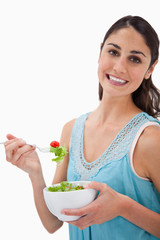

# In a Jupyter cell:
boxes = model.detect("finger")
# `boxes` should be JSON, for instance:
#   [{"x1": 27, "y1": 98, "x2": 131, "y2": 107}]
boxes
[
  {"x1": 5, "y1": 138, "x2": 26, "y2": 162},
  {"x1": 4, "y1": 138, "x2": 19, "y2": 147},
  {"x1": 6, "y1": 133, "x2": 17, "y2": 140},
  {"x1": 11, "y1": 144, "x2": 34, "y2": 164},
  {"x1": 84, "y1": 181, "x2": 107, "y2": 192},
  {"x1": 67, "y1": 214, "x2": 88, "y2": 225},
  {"x1": 61, "y1": 208, "x2": 85, "y2": 217},
  {"x1": 61, "y1": 199, "x2": 96, "y2": 217},
  {"x1": 6, "y1": 138, "x2": 26, "y2": 152},
  {"x1": 5, "y1": 134, "x2": 19, "y2": 147},
  {"x1": 67, "y1": 214, "x2": 95, "y2": 230}
]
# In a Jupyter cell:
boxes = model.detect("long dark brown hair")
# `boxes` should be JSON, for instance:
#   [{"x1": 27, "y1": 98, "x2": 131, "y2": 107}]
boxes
[{"x1": 99, "y1": 15, "x2": 160, "y2": 118}]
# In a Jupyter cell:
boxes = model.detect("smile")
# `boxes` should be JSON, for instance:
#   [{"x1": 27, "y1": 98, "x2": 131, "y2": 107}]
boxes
[{"x1": 106, "y1": 74, "x2": 128, "y2": 86}]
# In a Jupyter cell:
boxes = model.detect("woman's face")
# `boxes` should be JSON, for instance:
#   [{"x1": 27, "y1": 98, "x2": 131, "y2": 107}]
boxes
[{"x1": 98, "y1": 26, "x2": 154, "y2": 99}]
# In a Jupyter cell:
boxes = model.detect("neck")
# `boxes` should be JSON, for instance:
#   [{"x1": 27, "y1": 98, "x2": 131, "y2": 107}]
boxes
[{"x1": 93, "y1": 95, "x2": 141, "y2": 125}]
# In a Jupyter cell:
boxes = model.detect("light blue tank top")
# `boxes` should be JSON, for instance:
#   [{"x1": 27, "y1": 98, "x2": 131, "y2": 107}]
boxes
[{"x1": 67, "y1": 112, "x2": 160, "y2": 240}]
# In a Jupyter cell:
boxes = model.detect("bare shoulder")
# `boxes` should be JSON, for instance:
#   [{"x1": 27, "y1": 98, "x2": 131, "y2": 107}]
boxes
[
  {"x1": 135, "y1": 124, "x2": 160, "y2": 191},
  {"x1": 62, "y1": 118, "x2": 76, "y2": 133},
  {"x1": 137, "y1": 124, "x2": 160, "y2": 160},
  {"x1": 60, "y1": 118, "x2": 76, "y2": 148},
  {"x1": 139, "y1": 124, "x2": 160, "y2": 150}
]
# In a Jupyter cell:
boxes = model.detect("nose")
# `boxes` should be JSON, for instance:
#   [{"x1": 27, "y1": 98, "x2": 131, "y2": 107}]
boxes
[{"x1": 113, "y1": 57, "x2": 127, "y2": 74}]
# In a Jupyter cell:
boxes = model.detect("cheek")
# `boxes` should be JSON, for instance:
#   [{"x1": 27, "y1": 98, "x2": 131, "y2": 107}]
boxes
[
  {"x1": 98, "y1": 58, "x2": 111, "y2": 76},
  {"x1": 129, "y1": 70, "x2": 146, "y2": 93},
  {"x1": 97, "y1": 64, "x2": 105, "y2": 83},
  {"x1": 131, "y1": 69, "x2": 146, "y2": 85}
]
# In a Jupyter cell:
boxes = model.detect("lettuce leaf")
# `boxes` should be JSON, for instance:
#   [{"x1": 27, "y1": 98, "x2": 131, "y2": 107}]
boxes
[{"x1": 50, "y1": 145, "x2": 68, "y2": 163}]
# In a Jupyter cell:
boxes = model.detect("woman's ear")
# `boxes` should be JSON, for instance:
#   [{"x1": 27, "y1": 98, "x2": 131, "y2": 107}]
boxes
[{"x1": 144, "y1": 60, "x2": 158, "y2": 79}]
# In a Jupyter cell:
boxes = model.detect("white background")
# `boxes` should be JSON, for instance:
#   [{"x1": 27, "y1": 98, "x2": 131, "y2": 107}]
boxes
[{"x1": 0, "y1": 0, "x2": 159, "y2": 239}]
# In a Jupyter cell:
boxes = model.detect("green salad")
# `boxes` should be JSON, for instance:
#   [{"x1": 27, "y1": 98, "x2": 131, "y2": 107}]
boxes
[
  {"x1": 50, "y1": 146, "x2": 68, "y2": 163},
  {"x1": 50, "y1": 141, "x2": 68, "y2": 163},
  {"x1": 48, "y1": 181, "x2": 84, "y2": 192}
]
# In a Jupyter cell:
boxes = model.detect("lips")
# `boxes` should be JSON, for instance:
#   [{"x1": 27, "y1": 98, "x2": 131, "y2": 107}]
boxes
[{"x1": 106, "y1": 74, "x2": 128, "y2": 86}]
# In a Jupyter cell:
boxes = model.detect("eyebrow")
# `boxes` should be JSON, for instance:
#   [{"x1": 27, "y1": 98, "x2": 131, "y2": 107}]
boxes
[{"x1": 107, "y1": 43, "x2": 146, "y2": 57}]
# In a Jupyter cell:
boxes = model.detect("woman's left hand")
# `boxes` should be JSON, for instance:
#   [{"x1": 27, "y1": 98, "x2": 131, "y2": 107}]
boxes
[{"x1": 61, "y1": 181, "x2": 126, "y2": 229}]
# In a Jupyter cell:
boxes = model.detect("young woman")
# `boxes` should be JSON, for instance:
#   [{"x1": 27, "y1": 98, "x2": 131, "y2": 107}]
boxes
[{"x1": 5, "y1": 15, "x2": 160, "y2": 239}]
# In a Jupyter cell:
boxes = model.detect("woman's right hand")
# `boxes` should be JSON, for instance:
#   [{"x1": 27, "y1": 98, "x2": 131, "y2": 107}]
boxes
[
  {"x1": 5, "y1": 134, "x2": 42, "y2": 178},
  {"x1": 5, "y1": 134, "x2": 63, "y2": 233}
]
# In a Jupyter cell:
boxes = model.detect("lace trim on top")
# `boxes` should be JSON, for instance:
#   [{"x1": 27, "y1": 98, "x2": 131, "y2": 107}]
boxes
[{"x1": 71, "y1": 112, "x2": 153, "y2": 180}]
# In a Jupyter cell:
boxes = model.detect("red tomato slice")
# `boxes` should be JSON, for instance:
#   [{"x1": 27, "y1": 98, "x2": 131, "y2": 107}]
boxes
[{"x1": 50, "y1": 141, "x2": 60, "y2": 148}]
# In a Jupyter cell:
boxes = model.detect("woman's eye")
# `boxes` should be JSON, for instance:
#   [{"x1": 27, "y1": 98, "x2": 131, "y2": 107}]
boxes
[
  {"x1": 108, "y1": 49, "x2": 119, "y2": 56},
  {"x1": 129, "y1": 56, "x2": 141, "y2": 63}
]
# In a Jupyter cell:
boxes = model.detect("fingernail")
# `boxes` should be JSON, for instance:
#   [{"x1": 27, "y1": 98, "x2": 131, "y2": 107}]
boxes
[
  {"x1": 30, "y1": 144, "x2": 36, "y2": 148},
  {"x1": 19, "y1": 138, "x2": 26, "y2": 144}
]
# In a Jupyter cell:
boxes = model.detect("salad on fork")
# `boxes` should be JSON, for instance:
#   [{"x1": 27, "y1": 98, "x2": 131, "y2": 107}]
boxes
[{"x1": 0, "y1": 140, "x2": 68, "y2": 164}]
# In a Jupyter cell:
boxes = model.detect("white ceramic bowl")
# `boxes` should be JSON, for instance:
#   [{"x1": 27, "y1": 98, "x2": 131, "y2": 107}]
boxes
[{"x1": 43, "y1": 181, "x2": 97, "y2": 221}]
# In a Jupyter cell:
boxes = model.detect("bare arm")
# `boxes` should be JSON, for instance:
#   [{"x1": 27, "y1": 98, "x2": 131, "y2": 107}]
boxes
[
  {"x1": 120, "y1": 195, "x2": 160, "y2": 238},
  {"x1": 4, "y1": 119, "x2": 75, "y2": 234},
  {"x1": 30, "y1": 119, "x2": 76, "y2": 232},
  {"x1": 52, "y1": 118, "x2": 76, "y2": 184},
  {"x1": 29, "y1": 172, "x2": 63, "y2": 233},
  {"x1": 127, "y1": 124, "x2": 160, "y2": 237},
  {"x1": 117, "y1": 125, "x2": 160, "y2": 237},
  {"x1": 5, "y1": 135, "x2": 63, "y2": 233},
  {"x1": 62, "y1": 125, "x2": 160, "y2": 238}
]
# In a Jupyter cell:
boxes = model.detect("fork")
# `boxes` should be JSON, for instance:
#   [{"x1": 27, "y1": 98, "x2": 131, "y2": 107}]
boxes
[
  {"x1": 0, "y1": 142, "x2": 50, "y2": 153},
  {"x1": 30, "y1": 144, "x2": 50, "y2": 153}
]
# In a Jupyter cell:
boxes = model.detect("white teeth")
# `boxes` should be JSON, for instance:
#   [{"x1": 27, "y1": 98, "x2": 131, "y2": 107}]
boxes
[{"x1": 109, "y1": 75, "x2": 127, "y2": 83}]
